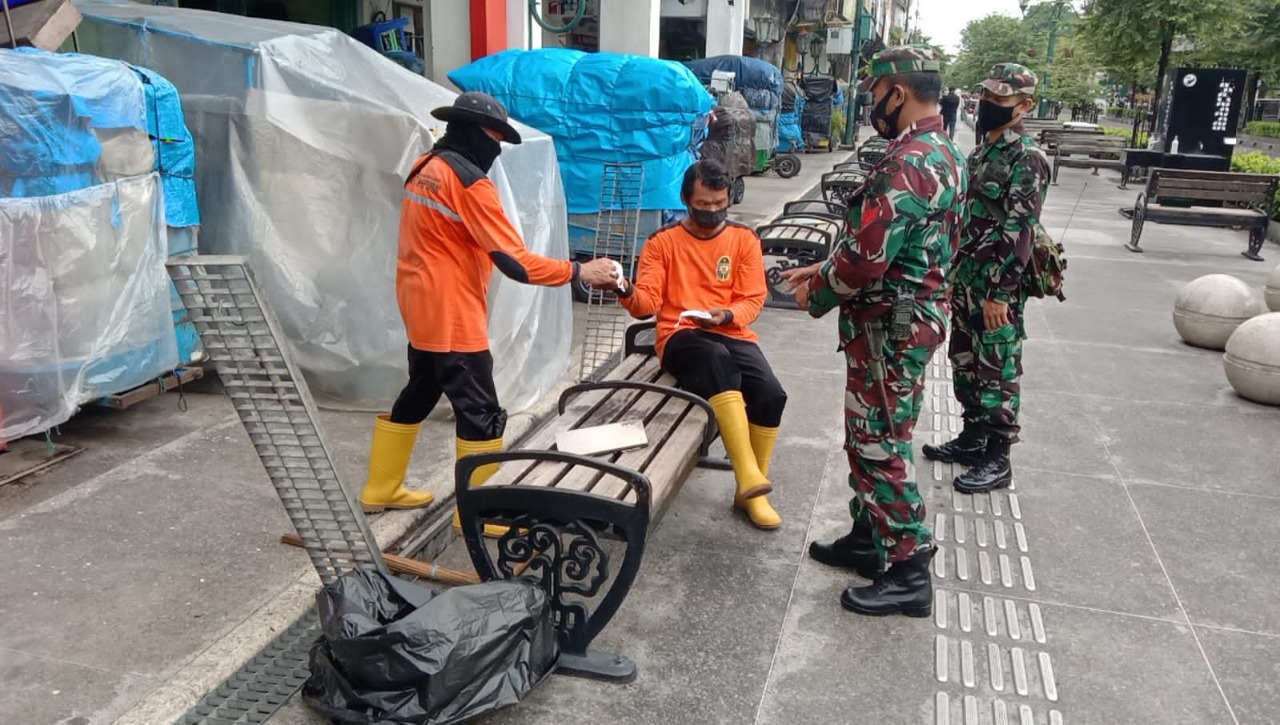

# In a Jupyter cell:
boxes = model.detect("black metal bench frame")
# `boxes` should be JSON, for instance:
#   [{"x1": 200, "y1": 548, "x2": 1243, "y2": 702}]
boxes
[
  {"x1": 1127, "y1": 168, "x2": 1279, "y2": 261},
  {"x1": 454, "y1": 322, "x2": 724, "y2": 683}
]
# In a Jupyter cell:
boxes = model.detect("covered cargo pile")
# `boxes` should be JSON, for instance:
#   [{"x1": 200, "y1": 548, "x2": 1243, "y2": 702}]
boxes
[
  {"x1": 74, "y1": 0, "x2": 574, "y2": 414},
  {"x1": 800, "y1": 75, "x2": 837, "y2": 148},
  {"x1": 702, "y1": 92, "x2": 756, "y2": 180},
  {"x1": 779, "y1": 80, "x2": 805, "y2": 152},
  {"x1": 449, "y1": 49, "x2": 713, "y2": 256},
  {"x1": 0, "y1": 46, "x2": 201, "y2": 442},
  {"x1": 684, "y1": 55, "x2": 784, "y2": 157}
]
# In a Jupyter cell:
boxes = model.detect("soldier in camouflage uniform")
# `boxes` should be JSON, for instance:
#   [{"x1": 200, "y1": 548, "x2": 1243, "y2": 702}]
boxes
[
  {"x1": 782, "y1": 46, "x2": 967, "y2": 618},
  {"x1": 923, "y1": 64, "x2": 1051, "y2": 494}
]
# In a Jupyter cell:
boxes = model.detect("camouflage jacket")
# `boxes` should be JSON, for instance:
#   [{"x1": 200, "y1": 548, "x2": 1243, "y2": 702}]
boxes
[
  {"x1": 954, "y1": 122, "x2": 1051, "y2": 304},
  {"x1": 807, "y1": 115, "x2": 968, "y2": 349}
]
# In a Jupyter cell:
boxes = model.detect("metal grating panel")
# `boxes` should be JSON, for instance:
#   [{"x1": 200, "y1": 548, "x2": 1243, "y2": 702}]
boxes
[
  {"x1": 579, "y1": 163, "x2": 644, "y2": 382},
  {"x1": 175, "y1": 609, "x2": 318, "y2": 725},
  {"x1": 167, "y1": 256, "x2": 386, "y2": 584}
]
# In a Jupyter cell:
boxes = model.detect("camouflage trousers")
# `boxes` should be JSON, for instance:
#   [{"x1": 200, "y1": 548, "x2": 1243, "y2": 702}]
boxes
[
  {"x1": 950, "y1": 283, "x2": 1025, "y2": 441},
  {"x1": 843, "y1": 325, "x2": 942, "y2": 563}
]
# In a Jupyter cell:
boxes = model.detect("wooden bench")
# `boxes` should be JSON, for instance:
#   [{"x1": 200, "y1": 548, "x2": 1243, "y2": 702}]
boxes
[
  {"x1": 1127, "y1": 168, "x2": 1279, "y2": 261},
  {"x1": 1038, "y1": 126, "x2": 1103, "y2": 151},
  {"x1": 758, "y1": 221, "x2": 838, "y2": 310},
  {"x1": 1052, "y1": 135, "x2": 1128, "y2": 184},
  {"x1": 454, "y1": 322, "x2": 721, "y2": 683},
  {"x1": 1021, "y1": 118, "x2": 1064, "y2": 139}
]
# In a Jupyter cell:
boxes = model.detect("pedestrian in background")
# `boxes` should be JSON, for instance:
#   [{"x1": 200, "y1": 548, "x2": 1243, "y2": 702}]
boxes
[{"x1": 940, "y1": 87, "x2": 960, "y2": 139}]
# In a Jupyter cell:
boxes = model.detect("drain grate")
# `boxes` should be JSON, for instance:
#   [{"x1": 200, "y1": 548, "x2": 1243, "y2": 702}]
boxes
[
  {"x1": 175, "y1": 609, "x2": 319, "y2": 725},
  {"x1": 167, "y1": 256, "x2": 386, "y2": 585}
]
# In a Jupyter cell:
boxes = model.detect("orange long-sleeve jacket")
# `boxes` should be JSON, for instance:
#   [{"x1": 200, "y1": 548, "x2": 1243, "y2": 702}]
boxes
[
  {"x1": 619, "y1": 221, "x2": 767, "y2": 357},
  {"x1": 397, "y1": 151, "x2": 577, "y2": 353}
]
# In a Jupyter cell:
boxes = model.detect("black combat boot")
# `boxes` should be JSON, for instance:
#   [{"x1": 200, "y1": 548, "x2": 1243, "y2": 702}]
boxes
[
  {"x1": 808, "y1": 520, "x2": 882, "y2": 579},
  {"x1": 953, "y1": 437, "x2": 1013, "y2": 494},
  {"x1": 922, "y1": 422, "x2": 987, "y2": 467},
  {"x1": 840, "y1": 546, "x2": 936, "y2": 617}
]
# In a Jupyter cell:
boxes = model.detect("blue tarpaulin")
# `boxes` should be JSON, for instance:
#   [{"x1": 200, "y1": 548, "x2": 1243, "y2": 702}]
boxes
[
  {"x1": 0, "y1": 47, "x2": 199, "y2": 228},
  {"x1": 450, "y1": 49, "x2": 713, "y2": 215}
]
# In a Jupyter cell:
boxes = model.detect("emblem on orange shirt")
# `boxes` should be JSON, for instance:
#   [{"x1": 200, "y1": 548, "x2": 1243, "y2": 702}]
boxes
[{"x1": 716, "y1": 255, "x2": 731, "y2": 282}]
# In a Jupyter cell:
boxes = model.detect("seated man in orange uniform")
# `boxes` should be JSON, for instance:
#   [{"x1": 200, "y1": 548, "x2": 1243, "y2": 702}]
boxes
[
  {"x1": 608, "y1": 159, "x2": 788, "y2": 530},
  {"x1": 360, "y1": 91, "x2": 617, "y2": 518}
]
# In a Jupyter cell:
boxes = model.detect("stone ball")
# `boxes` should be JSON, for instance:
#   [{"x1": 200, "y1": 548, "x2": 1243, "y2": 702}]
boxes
[
  {"x1": 1265, "y1": 264, "x2": 1280, "y2": 312},
  {"x1": 1224, "y1": 312, "x2": 1280, "y2": 406},
  {"x1": 1172, "y1": 274, "x2": 1265, "y2": 350}
]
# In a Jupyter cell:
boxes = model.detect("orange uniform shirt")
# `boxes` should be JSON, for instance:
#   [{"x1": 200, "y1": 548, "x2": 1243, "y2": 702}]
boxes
[
  {"x1": 397, "y1": 152, "x2": 575, "y2": 353},
  {"x1": 620, "y1": 221, "x2": 767, "y2": 357}
]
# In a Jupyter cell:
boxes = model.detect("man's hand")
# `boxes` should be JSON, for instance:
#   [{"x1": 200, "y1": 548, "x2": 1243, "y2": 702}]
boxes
[
  {"x1": 983, "y1": 299, "x2": 1012, "y2": 331},
  {"x1": 694, "y1": 309, "x2": 732, "y2": 328},
  {"x1": 779, "y1": 263, "x2": 822, "y2": 310},
  {"x1": 580, "y1": 257, "x2": 620, "y2": 289},
  {"x1": 779, "y1": 263, "x2": 823, "y2": 291}
]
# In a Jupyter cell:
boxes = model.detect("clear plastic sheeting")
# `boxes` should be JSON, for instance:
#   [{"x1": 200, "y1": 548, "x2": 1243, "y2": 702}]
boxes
[
  {"x1": 73, "y1": 0, "x2": 573, "y2": 412},
  {"x1": 0, "y1": 174, "x2": 178, "y2": 441}
]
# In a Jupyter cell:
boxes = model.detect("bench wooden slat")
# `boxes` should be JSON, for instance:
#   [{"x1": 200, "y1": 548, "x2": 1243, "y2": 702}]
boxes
[
  {"x1": 1147, "y1": 205, "x2": 1265, "y2": 219},
  {"x1": 556, "y1": 391, "x2": 703, "y2": 506},
  {"x1": 534, "y1": 380, "x2": 680, "y2": 495},
  {"x1": 492, "y1": 356, "x2": 664, "y2": 485},
  {"x1": 1155, "y1": 181, "x2": 1275, "y2": 198}
]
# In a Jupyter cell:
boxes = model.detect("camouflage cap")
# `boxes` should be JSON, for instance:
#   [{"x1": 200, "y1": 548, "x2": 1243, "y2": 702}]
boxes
[
  {"x1": 978, "y1": 63, "x2": 1038, "y2": 97},
  {"x1": 857, "y1": 45, "x2": 943, "y2": 93}
]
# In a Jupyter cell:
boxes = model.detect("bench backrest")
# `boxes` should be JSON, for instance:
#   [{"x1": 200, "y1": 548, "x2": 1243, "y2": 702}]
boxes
[
  {"x1": 1148, "y1": 169, "x2": 1280, "y2": 208},
  {"x1": 1057, "y1": 136, "x2": 1128, "y2": 155},
  {"x1": 1040, "y1": 128, "x2": 1103, "y2": 145}
]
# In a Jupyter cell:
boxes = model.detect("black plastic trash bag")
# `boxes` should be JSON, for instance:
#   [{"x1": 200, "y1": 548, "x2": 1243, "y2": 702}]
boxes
[{"x1": 303, "y1": 568, "x2": 559, "y2": 725}]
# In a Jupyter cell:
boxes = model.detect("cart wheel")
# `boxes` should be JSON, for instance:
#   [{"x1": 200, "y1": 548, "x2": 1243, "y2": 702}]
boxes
[
  {"x1": 731, "y1": 177, "x2": 746, "y2": 205},
  {"x1": 776, "y1": 154, "x2": 802, "y2": 178}
]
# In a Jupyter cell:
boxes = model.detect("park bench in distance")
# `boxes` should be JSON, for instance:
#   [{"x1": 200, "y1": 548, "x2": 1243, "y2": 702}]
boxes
[
  {"x1": 453, "y1": 321, "x2": 722, "y2": 683},
  {"x1": 1052, "y1": 134, "x2": 1129, "y2": 184},
  {"x1": 1127, "y1": 168, "x2": 1279, "y2": 261}
]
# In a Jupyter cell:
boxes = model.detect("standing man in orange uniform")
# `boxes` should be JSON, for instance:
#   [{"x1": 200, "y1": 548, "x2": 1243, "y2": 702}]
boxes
[
  {"x1": 360, "y1": 91, "x2": 617, "y2": 515},
  {"x1": 608, "y1": 159, "x2": 788, "y2": 530}
]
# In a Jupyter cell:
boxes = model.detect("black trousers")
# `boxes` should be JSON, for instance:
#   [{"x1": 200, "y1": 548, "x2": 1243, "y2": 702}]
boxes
[
  {"x1": 389, "y1": 346, "x2": 507, "y2": 441},
  {"x1": 661, "y1": 330, "x2": 787, "y2": 427}
]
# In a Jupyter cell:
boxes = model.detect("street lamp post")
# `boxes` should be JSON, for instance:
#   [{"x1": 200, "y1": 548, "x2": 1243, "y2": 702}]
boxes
[
  {"x1": 1019, "y1": 0, "x2": 1071, "y2": 119},
  {"x1": 843, "y1": 0, "x2": 869, "y2": 147}
]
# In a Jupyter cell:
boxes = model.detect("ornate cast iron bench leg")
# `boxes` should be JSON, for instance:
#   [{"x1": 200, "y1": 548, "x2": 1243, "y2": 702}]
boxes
[{"x1": 456, "y1": 450, "x2": 653, "y2": 683}]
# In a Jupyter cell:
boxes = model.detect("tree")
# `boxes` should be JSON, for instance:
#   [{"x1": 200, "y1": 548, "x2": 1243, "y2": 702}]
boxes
[
  {"x1": 1080, "y1": 0, "x2": 1230, "y2": 114},
  {"x1": 1048, "y1": 36, "x2": 1101, "y2": 109},
  {"x1": 949, "y1": 14, "x2": 1035, "y2": 90}
]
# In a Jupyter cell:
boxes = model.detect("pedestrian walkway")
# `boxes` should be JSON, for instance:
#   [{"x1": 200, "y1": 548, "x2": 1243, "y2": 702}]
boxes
[{"x1": 275, "y1": 132, "x2": 1280, "y2": 724}]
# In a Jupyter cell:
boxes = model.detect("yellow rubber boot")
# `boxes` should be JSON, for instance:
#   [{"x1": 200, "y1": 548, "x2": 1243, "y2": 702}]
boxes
[
  {"x1": 709, "y1": 391, "x2": 771, "y2": 500},
  {"x1": 359, "y1": 415, "x2": 434, "y2": 513},
  {"x1": 734, "y1": 424, "x2": 781, "y2": 530},
  {"x1": 452, "y1": 437, "x2": 507, "y2": 537}
]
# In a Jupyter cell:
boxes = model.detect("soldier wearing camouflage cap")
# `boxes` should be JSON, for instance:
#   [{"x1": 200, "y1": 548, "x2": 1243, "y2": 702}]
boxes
[
  {"x1": 924, "y1": 63, "x2": 1051, "y2": 496},
  {"x1": 782, "y1": 45, "x2": 968, "y2": 618}
]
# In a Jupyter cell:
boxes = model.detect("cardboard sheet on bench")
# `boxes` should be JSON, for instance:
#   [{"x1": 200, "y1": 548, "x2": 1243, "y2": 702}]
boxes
[{"x1": 556, "y1": 421, "x2": 650, "y2": 457}]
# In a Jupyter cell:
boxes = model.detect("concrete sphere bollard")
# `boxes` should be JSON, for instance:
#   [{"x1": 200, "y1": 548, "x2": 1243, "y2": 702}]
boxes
[
  {"x1": 1172, "y1": 274, "x2": 1265, "y2": 350},
  {"x1": 1265, "y1": 264, "x2": 1280, "y2": 312},
  {"x1": 1224, "y1": 312, "x2": 1280, "y2": 405}
]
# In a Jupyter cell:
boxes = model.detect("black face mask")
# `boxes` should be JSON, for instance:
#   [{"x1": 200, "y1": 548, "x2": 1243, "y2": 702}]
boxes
[
  {"x1": 977, "y1": 100, "x2": 1018, "y2": 135},
  {"x1": 433, "y1": 121, "x2": 502, "y2": 172},
  {"x1": 869, "y1": 86, "x2": 905, "y2": 140},
  {"x1": 689, "y1": 206, "x2": 728, "y2": 229}
]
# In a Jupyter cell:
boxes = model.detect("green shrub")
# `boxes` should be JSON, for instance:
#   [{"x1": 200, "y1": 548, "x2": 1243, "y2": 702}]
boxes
[
  {"x1": 1102, "y1": 126, "x2": 1149, "y2": 148},
  {"x1": 1230, "y1": 151, "x2": 1280, "y2": 220},
  {"x1": 1244, "y1": 121, "x2": 1280, "y2": 139}
]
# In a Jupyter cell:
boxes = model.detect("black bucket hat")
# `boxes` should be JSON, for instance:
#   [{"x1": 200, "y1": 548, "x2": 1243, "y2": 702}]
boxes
[{"x1": 431, "y1": 91, "x2": 522, "y2": 145}]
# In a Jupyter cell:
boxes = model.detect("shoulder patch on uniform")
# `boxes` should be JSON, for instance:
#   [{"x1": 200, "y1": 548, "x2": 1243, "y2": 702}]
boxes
[{"x1": 435, "y1": 150, "x2": 486, "y2": 188}]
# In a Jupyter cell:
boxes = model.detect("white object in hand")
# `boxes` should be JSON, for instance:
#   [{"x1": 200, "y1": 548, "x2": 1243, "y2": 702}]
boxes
[
  {"x1": 679, "y1": 309, "x2": 712, "y2": 323},
  {"x1": 612, "y1": 260, "x2": 627, "y2": 292}
]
